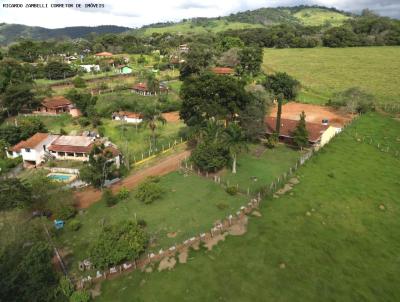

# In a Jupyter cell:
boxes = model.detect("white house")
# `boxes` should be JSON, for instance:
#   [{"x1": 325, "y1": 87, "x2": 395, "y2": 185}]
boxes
[
  {"x1": 112, "y1": 111, "x2": 143, "y2": 124},
  {"x1": 7, "y1": 133, "x2": 59, "y2": 166},
  {"x1": 8, "y1": 134, "x2": 121, "y2": 167},
  {"x1": 80, "y1": 65, "x2": 100, "y2": 73}
]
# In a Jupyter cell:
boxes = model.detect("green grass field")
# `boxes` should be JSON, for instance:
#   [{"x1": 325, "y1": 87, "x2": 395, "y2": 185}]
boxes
[
  {"x1": 220, "y1": 145, "x2": 300, "y2": 193},
  {"x1": 57, "y1": 172, "x2": 249, "y2": 277},
  {"x1": 294, "y1": 8, "x2": 350, "y2": 27},
  {"x1": 96, "y1": 113, "x2": 400, "y2": 301},
  {"x1": 263, "y1": 47, "x2": 400, "y2": 105}
]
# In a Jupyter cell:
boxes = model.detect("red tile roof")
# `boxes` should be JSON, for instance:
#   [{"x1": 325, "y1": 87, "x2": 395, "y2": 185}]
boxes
[
  {"x1": 265, "y1": 117, "x2": 329, "y2": 143},
  {"x1": 10, "y1": 133, "x2": 49, "y2": 152},
  {"x1": 114, "y1": 111, "x2": 143, "y2": 119},
  {"x1": 133, "y1": 82, "x2": 148, "y2": 91},
  {"x1": 211, "y1": 67, "x2": 235, "y2": 75},
  {"x1": 95, "y1": 52, "x2": 113, "y2": 57},
  {"x1": 42, "y1": 96, "x2": 72, "y2": 109}
]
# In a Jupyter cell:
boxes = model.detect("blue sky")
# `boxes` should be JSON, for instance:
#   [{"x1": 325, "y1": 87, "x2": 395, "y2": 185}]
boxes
[{"x1": 0, "y1": 0, "x2": 399, "y2": 28}]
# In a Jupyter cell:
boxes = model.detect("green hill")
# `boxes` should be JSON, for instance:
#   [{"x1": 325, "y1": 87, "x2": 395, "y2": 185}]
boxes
[
  {"x1": 0, "y1": 6, "x2": 354, "y2": 44},
  {"x1": 0, "y1": 23, "x2": 130, "y2": 45},
  {"x1": 135, "y1": 6, "x2": 353, "y2": 36}
]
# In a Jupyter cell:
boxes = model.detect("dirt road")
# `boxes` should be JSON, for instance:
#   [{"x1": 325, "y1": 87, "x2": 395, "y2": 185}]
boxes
[{"x1": 74, "y1": 150, "x2": 190, "y2": 209}]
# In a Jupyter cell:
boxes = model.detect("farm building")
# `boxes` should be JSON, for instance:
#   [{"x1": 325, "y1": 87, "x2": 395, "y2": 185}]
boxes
[
  {"x1": 132, "y1": 82, "x2": 168, "y2": 96},
  {"x1": 95, "y1": 52, "x2": 113, "y2": 57},
  {"x1": 34, "y1": 96, "x2": 81, "y2": 117},
  {"x1": 211, "y1": 67, "x2": 235, "y2": 75},
  {"x1": 112, "y1": 111, "x2": 143, "y2": 124},
  {"x1": 8, "y1": 134, "x2": 121, "y2": 167},
  {"x1": 265, "y1": 117, "x2": 337, "y2": 148}
]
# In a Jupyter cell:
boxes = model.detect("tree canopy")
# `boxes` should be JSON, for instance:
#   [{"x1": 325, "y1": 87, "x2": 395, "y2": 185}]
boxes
[
  {"x1": 180, "y1": 73, "x2": 251, "y2": 126},
  {"x1": 263, "y1": 72, "x2": 300, "y2": 101}
]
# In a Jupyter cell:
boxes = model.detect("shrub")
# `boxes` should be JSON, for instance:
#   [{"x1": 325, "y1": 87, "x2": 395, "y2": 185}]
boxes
[
  {"x1": 68, "y1": 219, "x2": 82, "y2": 232},
  {"x1": 226, "y1": 186, "x2": 238, "y2": 195},
  {"x1": 78, "y1": 117, "x2": 90, "y2": 127},
  {"x1": 137, "y1": 219, "x2": 147, "y2": 228},
  {"x1": 69, "y1": 290, "x2": 91, "y2": 302},
  {"x1": 135, "y1": 179, "x2": 164, "y2": 204},
  {"x1": 89, "y1": 220, "x2": 147, "y2": 269},
  {"x1": 54, "y1": 204, "x2": 76, "y2": 221},
  {"x1": 73, "y1": 76, "x2": 86, "y2": 88},
  {"x1": 190, "y1": 141, "x2": 229, "y2": 172},
  {"x1": 58, "y1": 276, "x2": 74, "y2": 298},
  {"x1": 265, "y1": 133, "x2": 278, "y2": 149},
  {"x1": 103, "y1": 189, "x2": 118, "y2": 207},
  {"x1": 216, "y1": 202, "x2": 229, "y2": 210},
  {"x1": 117, "y1": 187, "x2": 130, "y2": 201}
]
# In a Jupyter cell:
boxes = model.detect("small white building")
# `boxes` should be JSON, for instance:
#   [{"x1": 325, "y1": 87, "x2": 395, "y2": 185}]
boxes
[
  {"x1": 112, "y1": 111, "x2": 143, "y2": 124},
  {"x1": 80, "y1": 65, "x2": 100, "y2": 73}
]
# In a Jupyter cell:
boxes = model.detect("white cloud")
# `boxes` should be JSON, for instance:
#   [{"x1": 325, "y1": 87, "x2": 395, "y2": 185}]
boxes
[{"x1": 0, "y1": 0, "x2": 398, "y2": 28}]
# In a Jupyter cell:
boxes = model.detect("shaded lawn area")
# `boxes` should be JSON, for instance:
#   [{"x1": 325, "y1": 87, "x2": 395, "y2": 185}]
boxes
[
  {"x1": 96, "y1": 113, "x2": 400, "y2": 302},
  {"x1": 220, "y1": 145, "x2": 301, "y2": 193},
  {"x1": 57, "y1": 172, "x2": 250, "y2": 277}
]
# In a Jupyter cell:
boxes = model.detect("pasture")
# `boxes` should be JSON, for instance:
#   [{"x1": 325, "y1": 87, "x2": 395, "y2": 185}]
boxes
[
  {"x1": 262, "y1": 46, "x2": 400, "y2": 105},
  {"x1": 96, "y1": 113, "x2": 400, "y2": 302}
]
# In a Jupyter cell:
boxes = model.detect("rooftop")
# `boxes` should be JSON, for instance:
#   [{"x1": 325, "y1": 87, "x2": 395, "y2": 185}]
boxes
[
  {"x1": 10, "y1": 133, "x2": 50, "y2": 152},
  {"x1": 42, "y1": 96, "x2": 72, "y2": 109},
  {"x1": 51, "y1": 135, "x2": 93, "y2": 147},
  {"x1": 265, "y1": 117, "x2": 329, "y2": 143},
  {"x1": 211, "y1": 67, "x2": 235, "y2": 75},
  {"x1": 95, "y1": 52, "x2": 113, "y2": 57}
]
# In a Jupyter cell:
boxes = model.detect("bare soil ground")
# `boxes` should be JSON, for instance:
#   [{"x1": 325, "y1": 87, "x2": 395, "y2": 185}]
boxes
[
  {"x1": 74, "y1": 150, "x2": 190, "y2": 208},
  {"x1": 158, "y1": 257, "x2": 177, "y2": 271},
  {"x1": 269, "y1": 102, "x2": 352, "y2": 127},
  {"x1": 162, "y1": 112, "x2": 180, "y2": 123}
]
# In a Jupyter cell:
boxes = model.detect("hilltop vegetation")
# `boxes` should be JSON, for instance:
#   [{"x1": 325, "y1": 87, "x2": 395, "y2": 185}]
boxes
[{"x1": 0, "y1": 23, "x2": 130, "y2": 45}]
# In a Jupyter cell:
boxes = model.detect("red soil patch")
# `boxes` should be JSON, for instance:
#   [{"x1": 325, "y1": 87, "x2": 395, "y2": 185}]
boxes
[
  {"x1": 162, "y1": 111, "x2": 180, "y2": 123},
  {"x1": 74, "y1": 150, "x2": 190, "y2": 209},
  {"x1": 269, "y1": 102, "x2": 352, "y2": 128}
]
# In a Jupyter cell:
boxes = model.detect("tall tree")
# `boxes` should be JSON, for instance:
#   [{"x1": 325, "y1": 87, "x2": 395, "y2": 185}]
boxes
[
  {"x1": 222, "y1": 123, "x2": 247, "y2": 174},
  {"x1": 179, "y1": 45, "x2": 213, "y2": 80},
  {"x1": 180, "y1": 73, "x2": 251, "y2": 126},
  {"x1": 141, "y1": 106, "x2": 166, "y2": 148},
  {"x1": 236, "y1": 46, "x2": 263, "y2": 76},
  {"x1": 292, "y1": 111, "x2": 309, "y2": 150},
  {"x1": 263, "y1": 72, "x2": 300, "y2": 101},
  {"x1": 275, "y1": 94, "x2": 283, "y2": 135}
]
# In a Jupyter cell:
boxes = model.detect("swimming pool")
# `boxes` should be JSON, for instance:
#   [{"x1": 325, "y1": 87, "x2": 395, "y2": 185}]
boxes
[{"x1": 47, "y1": 173, "x2": 77, "y2": 183}]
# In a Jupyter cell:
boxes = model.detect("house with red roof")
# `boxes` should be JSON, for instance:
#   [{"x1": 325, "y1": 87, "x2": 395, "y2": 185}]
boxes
[
  {"x1": 94, "y1": 52, "x2": 113, "y2": 57},
  {"x1": 265, "y1": 117, "x2": 337, "y2": 148},
  {"x1": 211, "y1": 67, "x2": 235, "y2": 75},
  {"x1": 34, "y1": 96, "x2": 81, "y2": 117},
  {"x1": 132, "y1": 82, "x2": 168, "y2": 96},
  {"x1": 8, "y1": 134, "x2": 121, "y2": 167}
]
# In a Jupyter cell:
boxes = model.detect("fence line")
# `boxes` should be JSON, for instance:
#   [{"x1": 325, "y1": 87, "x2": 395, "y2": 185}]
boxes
[{"x1": 76, "y1": 144, "x2": 320, "y2": 289}]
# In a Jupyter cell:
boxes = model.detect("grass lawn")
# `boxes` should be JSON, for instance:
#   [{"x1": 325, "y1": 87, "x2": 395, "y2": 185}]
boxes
[
  {"x1": 96, "y1": 113, "x2": 400, "y2": 301},
  {"x1": 263, "y1": 46, "x2": 400, "y2": 105},
  {"x1": 57, "y1": 172, "x2": 250, "y2": 277},
  {"x1": 101, "y1": 119, "x2": 184, "y2": 164},
  {"x1": 294, "y1": 8, "x2": 350, "y2": 27},
  {"x1": 220, "y1": 145, "x2": 300, "y2": 193}
]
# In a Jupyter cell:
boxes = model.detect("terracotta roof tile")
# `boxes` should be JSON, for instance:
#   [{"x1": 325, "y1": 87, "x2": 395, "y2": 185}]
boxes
[
  {"x1": 265, "y1": 117, "x2": 329, "y2": 143},
  {"x1": 42, "y1": 96, "x2": 72, "y2": 109},
  {"x1": 211, "y1": 67, "x2": 235, "y2": 75},
  {"x1": 10, "y1": 133, "x2": 49, "y2": 152}
]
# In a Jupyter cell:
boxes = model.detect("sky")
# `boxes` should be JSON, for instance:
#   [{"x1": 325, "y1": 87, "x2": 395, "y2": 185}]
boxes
[{"x1": 0, "y1": 0, "x2": 399, "y2": 28}]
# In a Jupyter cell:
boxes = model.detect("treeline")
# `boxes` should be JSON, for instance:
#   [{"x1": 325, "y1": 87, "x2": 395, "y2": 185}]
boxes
[{"x1": 224, "y1": 11, "x2": 400, "y2": 48}]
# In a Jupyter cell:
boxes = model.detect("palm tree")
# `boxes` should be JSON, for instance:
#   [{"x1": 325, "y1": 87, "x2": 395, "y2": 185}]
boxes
[
  {"x1": 222, "y1": 123, "x2": 247, "y2": 174},
  {"x1": 141, "y1": 106, "x2": 166, "y2": 149}
]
